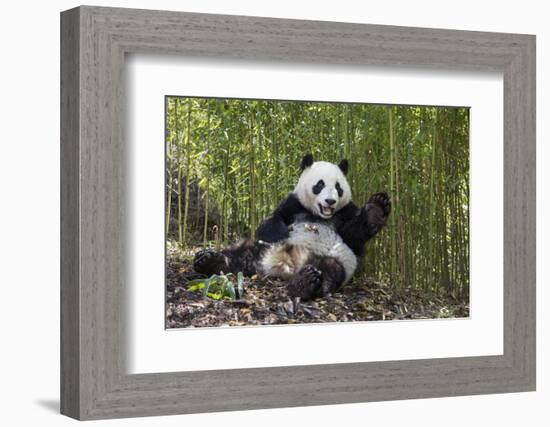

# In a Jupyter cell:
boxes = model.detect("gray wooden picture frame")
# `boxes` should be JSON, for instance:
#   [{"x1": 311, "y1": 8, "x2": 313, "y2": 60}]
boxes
[{"x1": 60, "y1": 5, "x2": 536, "y2": 421}]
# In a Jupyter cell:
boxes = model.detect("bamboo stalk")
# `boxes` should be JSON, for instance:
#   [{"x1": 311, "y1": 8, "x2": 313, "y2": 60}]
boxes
[
  {"x1": 221, "y1": 104, "x2": 231, "y2": 245},
  {"x1": 248, "y1": 110, "x2": 256, "y2": 237},
  {"x1": 388, "y1": 107, "x2": 397, "y2": 285},
  {"x1": 182, "y1": 98, "x2": 192, "y2": 247},
  {"x1": 176, "y1": 99, "x2": 183, "y2": 245},
  {"x1": 203, "y1": 101, "x2": 211, "y2": 246},
  {"x1": 428, "y1": 109, "x2": 438, "y2": 289},
  {"x1": 165, "y1": 98, "x2": 173, "y2": 237}
]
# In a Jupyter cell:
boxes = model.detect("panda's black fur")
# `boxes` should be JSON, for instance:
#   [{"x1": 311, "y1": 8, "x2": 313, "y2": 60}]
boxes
[{"x1": 193, "y1": 154, "x2": 391, "y2": 300}]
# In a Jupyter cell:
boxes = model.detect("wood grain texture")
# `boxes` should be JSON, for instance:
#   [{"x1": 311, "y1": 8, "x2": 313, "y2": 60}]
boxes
[
  {"x1": 60, "y1": 7, "x2": 80, "y2": 419},
  {"x1": 60, "y1": 5, "x2": 536, "y2": 420}
]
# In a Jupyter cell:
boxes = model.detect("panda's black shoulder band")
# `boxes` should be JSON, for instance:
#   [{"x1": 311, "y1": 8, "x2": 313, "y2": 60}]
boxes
[{"x1": 255, "y1": 193, "x2": 307, "y2": 243}]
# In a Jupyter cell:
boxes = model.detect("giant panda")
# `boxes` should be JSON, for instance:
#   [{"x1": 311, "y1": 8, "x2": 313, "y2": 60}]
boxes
[{"x1": 193, "y1": 154, "x2": 391, "y2": 301}]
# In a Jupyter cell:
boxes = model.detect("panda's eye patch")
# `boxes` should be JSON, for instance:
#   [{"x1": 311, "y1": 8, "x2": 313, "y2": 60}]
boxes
[
  {"x1": 312, "y1": 180, "x2": 325, "y2": 195},
  {"x1": 335, "y1": 182, "x2": 343, "y2": 197}
]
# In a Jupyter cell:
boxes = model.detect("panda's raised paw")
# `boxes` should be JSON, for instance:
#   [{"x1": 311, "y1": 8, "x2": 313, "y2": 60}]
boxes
[
  {"x1": 287, "y1": 264, "x2": 322, "y2": 301},
  {"x1": 367, "y1": 191, "x2": 392, "y2": 219},
  {"x1": 361, "y1": 192, "x2": 391, "y2": 237},
  {"x1": 193, "y1": 248, "x2": 229, "y2": 276}
]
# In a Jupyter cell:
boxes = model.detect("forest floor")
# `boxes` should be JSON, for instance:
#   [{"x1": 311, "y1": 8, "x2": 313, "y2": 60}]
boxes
[{"x1": 166, "y1": 249, "x2": 469, "y2": 329}]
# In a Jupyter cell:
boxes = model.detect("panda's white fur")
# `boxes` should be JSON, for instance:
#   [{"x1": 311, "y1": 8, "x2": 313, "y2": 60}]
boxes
[
  {"x1": 260, "y1": 219, "x2": 357, "y2": 283},
  {"x1": 259, "y1": 161, "x2": 357, "y2": 283}
]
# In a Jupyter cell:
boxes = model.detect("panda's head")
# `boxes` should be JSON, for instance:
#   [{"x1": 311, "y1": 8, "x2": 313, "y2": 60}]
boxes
[{"x1": 293, "y1": 154, "x2": 352, "y2": 219}]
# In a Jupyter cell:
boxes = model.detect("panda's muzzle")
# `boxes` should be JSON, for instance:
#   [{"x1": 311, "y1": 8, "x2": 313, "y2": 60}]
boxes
[{"x1": 319, "y1": 203, "x2": 335, "y2": 218}]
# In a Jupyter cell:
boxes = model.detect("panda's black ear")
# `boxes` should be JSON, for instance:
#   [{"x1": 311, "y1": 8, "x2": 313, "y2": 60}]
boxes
[
  {"x1": 338, "y1": 159, "x2": 349, "y2": 175},
  {"x1": 300, "y1": 154, "x2": 314, "y2": 170}
]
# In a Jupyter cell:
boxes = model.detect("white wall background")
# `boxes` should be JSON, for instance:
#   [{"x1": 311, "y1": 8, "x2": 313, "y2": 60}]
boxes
[{"x1": 0, "y1": 0, "x2": 546, "y2": 425}]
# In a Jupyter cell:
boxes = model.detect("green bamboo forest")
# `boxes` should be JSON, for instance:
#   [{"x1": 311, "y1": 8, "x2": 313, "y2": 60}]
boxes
[{"x1": 165, "y1": 96, "x2": 470, "y2": 299}]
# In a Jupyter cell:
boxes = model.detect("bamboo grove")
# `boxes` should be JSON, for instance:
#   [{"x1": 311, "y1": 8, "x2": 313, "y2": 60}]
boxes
[{"x1": 166, "y1": 97, "x2": 470, "y2": 298}]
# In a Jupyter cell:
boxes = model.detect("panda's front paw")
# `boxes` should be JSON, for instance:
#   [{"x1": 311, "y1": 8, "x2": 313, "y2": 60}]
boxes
[
  {"x1": 362, "y1": 192, "x2": 391, "y2": 238},
  {"x1": 193, "y1": 249, "x2": 229, "y2": 276},
  {"x1": 287, "y1": 264, "x2": 322, "y2": 301},
  {"x1": 368, "y1": 191, "x2": 392, "y2": 219}
]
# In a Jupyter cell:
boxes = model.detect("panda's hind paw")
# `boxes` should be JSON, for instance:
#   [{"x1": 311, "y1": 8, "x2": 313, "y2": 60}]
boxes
[
  {"x1": 193, "y1": 249, "x2": 229, "y2": 276},
  {"x1": 287, "y1": 264, "x2": 322, "y2": 301}
]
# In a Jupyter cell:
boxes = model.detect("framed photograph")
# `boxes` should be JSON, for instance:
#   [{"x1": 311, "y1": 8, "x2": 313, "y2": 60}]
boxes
[
  {"x1": 61, "y1": 6, "x2": 536, "y2": 420},
  {"x1": 164, "y1": 96, "x2": 470, "y2": 329}
]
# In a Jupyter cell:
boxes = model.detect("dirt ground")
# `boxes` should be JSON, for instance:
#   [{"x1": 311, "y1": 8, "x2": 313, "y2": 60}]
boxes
[{"x1": 166, "y1": 252, "x2": 469, "y2": 329}]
